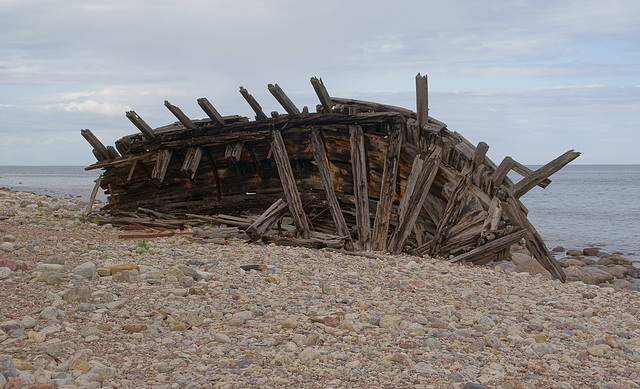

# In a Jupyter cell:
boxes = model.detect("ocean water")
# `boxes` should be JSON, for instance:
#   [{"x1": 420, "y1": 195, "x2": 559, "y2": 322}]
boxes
[{"x1": 0, "y1": 164, "x2": 638, "y2": 261}]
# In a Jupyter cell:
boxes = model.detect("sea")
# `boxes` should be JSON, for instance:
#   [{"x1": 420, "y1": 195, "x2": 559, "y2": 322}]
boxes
[{"x1": 0, "y1": 164, "x2": 638, "y2": 262}]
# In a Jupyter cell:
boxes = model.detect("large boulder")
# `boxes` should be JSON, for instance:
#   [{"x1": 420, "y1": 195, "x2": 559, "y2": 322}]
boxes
[
  {"x1": 514, "y1": 259, "x2": 553, "y2": 280},
  {"x1": 581, "y1": 267, "x2": 615, "y2": 285},
  {"x1": 582, "y1": 247, "x2": 600, "y2": 256},
  {"x1": 597, "y1": 254, "x2": 632, "y2": 267}
]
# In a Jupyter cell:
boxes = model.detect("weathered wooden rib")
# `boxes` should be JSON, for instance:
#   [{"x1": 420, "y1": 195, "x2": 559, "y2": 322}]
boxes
[{"x1": 82, "y1": 74, "x2": 580, "y2": 282}]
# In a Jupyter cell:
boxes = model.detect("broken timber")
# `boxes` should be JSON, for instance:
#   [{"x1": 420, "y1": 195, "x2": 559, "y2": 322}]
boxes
[{"x1": 81, "y1": 74, "x2": 580, "y2": 281}]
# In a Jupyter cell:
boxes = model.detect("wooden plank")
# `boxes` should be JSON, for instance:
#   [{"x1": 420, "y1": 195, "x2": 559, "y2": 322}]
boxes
[
  {"x1": 482, "y1": 196, "x2": 503, "y2": 232},
  {"x1": 164, "y1": 100, "x2": 196, "y2": 130},
  {"x1": 502, "y1": 193, "x2": 566, "y2": 282},
  {"x1": 85, "y1": 176, "x2": 102, "y2": 214},
  {"x1": 512, "y1": 161, "x2": 551, "y2": 188},
  {"x1": 268, "y1": 83, "x2": 300, "y2": 115},
  {"x1": 471, "y1": 141, "x2": 489, "y2": 169},
  {"x1": 151, "y1": 149, "x2": 172, "y2": 185},
  {"x1": 350, "y1": 124, "x2": 371, "y2": 250},
  {"x1": 449, "y1": 229, "x2": 527, "y2": 264},
  {"x1": 269, "y1": 129, "x2": 310, "y2": 238},
  {"x1": 398, "y1": 155, "x2": 423, "y2": 222},
  {"x1": 125, "y1": 111, "x2": 155, "y2": 139},
  {"x1": 309, "y1": 127, "x2": 355, "y2": 251},
  {"x1": 197, "y1": 97, "x2": 227, "y2": 127},
  {"x1": 203, "y1": 148, "x2": 222, "y2": 201},
  {"x1": 181, "y1": 147, "x2": 203, "y2": 180},
  {"x1": 388, "y1": 146, "x2": 442, "y2": 255},
  {"x1": 239, "y1": 87, "x2": 268, "y2": 121},
  {"x1": 80, "y1": 129, "x2": 109, "y2": 161},
  {"x1": 491, "y1": 156, "x2": 515, "y2": 190},
  {"x1": 126, "y1": 160, "x2": 138, "y2": 182},
  {"x1": 106, "y1": 146, "x2": 120, "y2": 160},
  {"x1": 511, "y1": 150, "x2": 580, "y2": 198},
  {"x1": 310, "y1": 77, "x2": 333, "y2": 113},
  {"x1": 371, "y1": 124, "x2": 402, "y2": 251},
  {"x1": 246, "y1": 198, "x2": 288, "y2": 240},
  {"x1": 224, "y1": 141, "x2": 244, "y2": 164},
  {"x1": 416, "y1": 73, "x2": 428, "y2": 130}
]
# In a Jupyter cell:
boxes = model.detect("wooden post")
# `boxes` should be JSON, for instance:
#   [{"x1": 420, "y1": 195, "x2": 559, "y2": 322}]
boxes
[
  {"x1": 471, "y1": 141, "x2": 489, "y2": 169},
  {"x1": 350, "y1": 125, "x2": 371, "y2": 250},
  {"x1": 511, "y1": 150, "x2": 580, "y2": 198},
  {"x1": 269, "y1": 129, "x2": 310, "y2": 238},
  {"x1": 106, "y1": 146, "x2": 120, "y2": 160},
  {"x1": 197, "y1": 98, "x2": 227, "y2": 127},
  {"x1": 85, "y1": 176, "x2": 102, "y2": 214},
  {"x1": 224, "y1": 142, "x2": 244, "y2": 164},
  {"x1": 126, "y1": 160, "x2": 138, "y2": 182},
  {"x1": 181, "y1": 147, "x2": 203, "y2": 180},
  {"x1": 239, "y1": 87, "x2": 268, "y2": 121},
  {"x1": 310, "y1": 77, "x2": 333, "y2": 113},
  {"x1": 203, "y1": 149, "x2": 222, "y2": 201},
  {"x1": 151, "y1": 149, "x2": 172, "y2": 185},
  {"x1": 125, "y1": 111, "x2": 156, "y2": 139},
  {"x1": 388, "y1": 147, "x2": 442, "y2": 254},
  {"x1": 397, "y1": 155, "x2": 423, "y2": 223},
  {"x1": 268, "y1": 84, "x2": 300, "y2": 115},
  {"x1": 80, "y1": 129, "x2": 109, "y2": 161},
  {"x1": 371, "y1": 124, "x2": 402, "y2": 251},
  {"x1": 246, "y1": 198, "x2": 288, "y2": 240},
  {"x1": 164, "y1": 100, "x2": 196, "y2": 130},
  {"x1": 309, "y1": 127, "x2": 355, "y2": 251},
  {"x1": 491, "y1": 156, "x2": 515, "y2": 190},
  {"x1": 416, "y1": 73, "x2": 428, "y2": 130}
]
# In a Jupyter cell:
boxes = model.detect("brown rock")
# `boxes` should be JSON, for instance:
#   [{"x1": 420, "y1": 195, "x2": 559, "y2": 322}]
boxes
[
  {"x1": 5, "y1": 378, "x2": 23, "y2": 389},
  {"x1": 551, "y1": 246, "x2": 565, "y2": 252},
  {"x1": 513, "y1": 259, "x2": 553, "y2": 280},
  {"x1": 28, "y1": 384, "x2": 56, "y2": 389},
  {"x1": 564, "y1": 266, "x2": 584, "y2": 282},
  {"x1": 583, "y1": 247, "x2": 600, "y2": 256},
  {"x1": 566, "y1": 249, "x2": 583, "y2": 257},
  {"x1": 121, "y1": 324, "x2": 148, "y2": 333},
  {"x1": 0, "y1": 258, "x2": 20, "y2": 271},
  {"x1": 511, "y1": 252, "x2": 532, "y2": 266},
  {"x1": 581, "y1": 267, "x2": 615, "y2": 285},
  {"x1": 600, "y1": 266, "x2": 625, "y2": 279},
  {"x1": 322, "y1": 316, "x2": 341, "y2": 328},
  {"x1": 558, "y1": 257, "x2": 585, "y2": 268},
  {"x1": 109, "y1": 264, "x2": 140, "y2": 275},
  {"x1": 597, "y1": 254, "x2": 632, "y2": 267}
]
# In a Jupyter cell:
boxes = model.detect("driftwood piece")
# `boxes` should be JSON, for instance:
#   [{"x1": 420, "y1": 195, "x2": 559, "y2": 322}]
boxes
[
  {"x1": 512, "y1": 161, "x2": 551, "y2": 188},
  {"x1": 482, "y1": 197, "x2": 503, "y2": 232},
  {"x1": 246, "y1": 198, "x2": 288, "y2": 240},
  {"x1": 186, "y1": 214, "x2": 253, "y2": 229},
  {"x1": 350, "y1": 124, "x2": 371, "y2": 250},
  {"x1": 310, "y1": 128, "x2": 355, "y2": 250},
  {"x1": 125, "y1": 111, "x2": 155, "y2": 139},
  {"x1": 501, "y1": 190, "x2": 566, "y2": 282},
  {"x1": 269, "y1": 129, "x2": 310, "y2": 238},
  {"x1": 491, "y1": 156, "x2": 515, "y2": 191},
  {"x1": 449, "y1": 229, "x2": 527, "y2": 264},
  {"x1": 197, "y1": 98, "x2": 227, "y2": 127},
  {"x1": 164, "y1": 100, "x2": 196, "y2": 130},
  {"x1": 310, "y1": 77, "x2": 333, "y2": 113},
  {"x1": 511, "y1": 150, "x2": 581, "y2": 198},
  {"x1": 268, "y1": 84, "x2": 300, "y2": 115},
  {"x1": 397, "y1": 155, "x2": 423, "y2": 223},
  {"x1": 239, "y1": 87, "x2": 268, "y2": 121},
  {"x1": 388, "y1": 146, "x2": 442, "y2": 254},
  {"x1": 85, "y1": 177, "x2": 102, "y2": 214},
  {"x1": 151, "y1": 149, "x2": 172, "y2": 184},
  {"x1": 181, "y1": 147, "x2": 203, "y2": 180},
  {"x1": 80, "y1": 129, "x2": 110, "y2": 161},
  {"x1": 372, "y1": 124, "x2": 402, "y2": 251},
  {"x1": 193, "y1": 227, "x2": 247, "y2": 239},
  {"x1": 106, "y1": 146, "x2": 120, "y2": 160},
  {"x1": 416, "y1": 73, "x2": 428, "y2": 130}
]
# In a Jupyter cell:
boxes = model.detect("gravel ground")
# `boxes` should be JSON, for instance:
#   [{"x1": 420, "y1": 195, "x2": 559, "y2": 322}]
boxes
[{"x1": 1, "y1": 189, "x2": 639, "y2": 389}]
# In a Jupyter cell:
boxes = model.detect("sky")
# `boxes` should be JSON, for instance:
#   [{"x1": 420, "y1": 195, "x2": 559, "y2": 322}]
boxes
[{"x1": 0, "y1": 0, "x2": 638, "y2": 166}]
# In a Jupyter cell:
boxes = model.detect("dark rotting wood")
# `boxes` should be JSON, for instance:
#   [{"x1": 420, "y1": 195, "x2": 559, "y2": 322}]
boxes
[
  {"x1": 203, "y1": 148, "x2": 222, "y2": 201},
  {"x1": 126, "y1": 160, "x2": 138, "y2": 182},
  {"x1": 106, "y1": 146, "x2": 120, "y2": 160},
  {"x1": 471, "y1": 141, "x2": 489, "y2": 169},
  {"x1": 239, "y1": 86, "x2": 268, "y2": 121},
  {"x1": 310, "y1": 77, "x2": 333, "y2": 113},
  {"x1": 181, "y1": 147, "x2": 203, "y2": 180},
  {"x1": 80, "y1": 129, "x2": 110, "y2": 161},
  {"x1": 388, "y1": 146, "x2": 442, "y2": 254},
  {"x1": 350, "y1": 124, "x2": 371, "y2": 250},
  {"x1": 125, "y1": 111, "x2": 155, "y2": 139},
  {"x1": 310, "y1": 127, "x2": 355, "y2": 251},
  {"x1": 246, "y1": 198, "x2": 289, "y2": 240},
  {"x1": 372, "y1": 123, "x2": 402, "y2": 251},
  {"x1": 491, "y1": 156, "x2": 515, "y2": 191},
  {"x1": 85, "y1": 176, "x2": 102, "y2": 214},
  {"x1": 197, "y1": 97, "x2": 227, "y2": 127},
  {"x1": 151, "y1": 149, "x2": 172, "y2": 185},
  {"x1": 449, "y1": 229, "x2": 526, "y2": 264},
  {"x1": 269, "y1": 129, "x2": 310, "y2": 239},
  {"x1": 511, "y1": 150, "x2": 581, "y2": 198},
  {"x1": 164, "y1": 100, "x2": 196, "y2": 130},
  {"x1": 224, "y1": 141, "x2": 244, "y2": 164},
  {"x1": 416, "y1": 73, "x2": 428, "y2": 131},
  {"x1": 268, "y1": 83, "x2": 300, "y2": 115}
]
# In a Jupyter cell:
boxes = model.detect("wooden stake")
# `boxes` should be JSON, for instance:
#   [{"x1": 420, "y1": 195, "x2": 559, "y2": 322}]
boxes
[
  {"x1": 416, "y1": 73, "x2": 428, "y2": 130},
  {"x1": 511, "y1": 150, "x2": 580, "y2": 198},
  {"x1": 239, "y1": 87, "x2": 268, "y2": 121},
  {"x1": 350, "y1": 125, "x2": 371, "y2": 250},
  {"x1": 80, "y1": 129, "x2": 110, "y2": 161},
  {"x1": 197, "y1": 97, "x2": 227, "y2": 127},
  {"x1": 310, "y1": 77, "x2": 333, "y2": 113},
  {"x1": 151, "y1": 149, "x2": 172, "y2": 184},
  {"x1": 164, "y1": 100, "x2": 196, "y2": 130},
  {"x1": 85, "y1": 176, "x2": 102, "y2": 214},
  {"x1": 268, "y1": 83, "x2": 300, "y2": 115},
  {"x1": 125, "y1": 111, "x2": 156, "y2": 139}
]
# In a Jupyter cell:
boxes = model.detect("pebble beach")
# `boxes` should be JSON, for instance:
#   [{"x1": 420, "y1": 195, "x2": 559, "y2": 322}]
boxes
[{"x1": 1, "y1": 188, "x2": 640, "y2": 388}]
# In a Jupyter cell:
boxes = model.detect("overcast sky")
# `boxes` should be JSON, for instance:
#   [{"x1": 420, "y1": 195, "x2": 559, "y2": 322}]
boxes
[{"x1": 1, "y1": 0, "x2": 638, "y2": 166}]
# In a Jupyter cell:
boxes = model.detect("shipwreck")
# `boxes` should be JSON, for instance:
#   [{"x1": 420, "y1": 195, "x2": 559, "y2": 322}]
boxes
[{"x1": 81, "y1": 74, "x2": 580, "y2": 281}]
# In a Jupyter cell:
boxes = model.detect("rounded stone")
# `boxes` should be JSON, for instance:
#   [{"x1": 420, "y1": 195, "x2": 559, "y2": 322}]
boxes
[
  {"x1": 0, "y1": 267, "x2": 11, "y2": 279},
  {"x1": 73, "y1": 262, "x2": 96, "y2": 279}
]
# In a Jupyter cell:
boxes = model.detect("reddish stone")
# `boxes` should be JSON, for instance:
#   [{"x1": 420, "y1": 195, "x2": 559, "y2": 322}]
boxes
[
  {"x1": 121, "y1": 324, "x2": 148, "y2": 333},
  {"x1": 0, "y1": 258, "x2": 20, "y2": 271},
  {"x1": 583, "y1": 248, "x2": 600, "y2": 256},
  {"x1": 551, "y1": 246, "x2": 565, "y2": 252},
  {"x1": 323, "y1": 316, "x2": 341, "y2": 327},
  {"x1": 5, "y1": 378, "x2": 23, "y2": 389},
  {"x1": 566, "y1": 249, "x2": 583, "y2": 257},
  {"x1": 576, "y1": 353, "x2": 589, "y2": 362},
  {"x1": 109, "y1": 264, "x2": 140, "y2": 275},
  {"x1": 431, "y1": 321, "x2": 448, "y2": 329},
  {"x1": 514, "y1": 259, "x2": 553, "y2": 280},
  {"x1": 29, "y1": 384, "x2": 56, "y2": 389}
]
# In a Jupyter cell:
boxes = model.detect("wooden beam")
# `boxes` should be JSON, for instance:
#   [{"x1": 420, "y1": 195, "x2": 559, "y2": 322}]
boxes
[
  {"x1": 197, "y1": 97, "x2": 227, "y2": 127},
  {"x1": 309, "y1": 127, "x2": 355, "y2": 251},
  {"x1": 471, "y1": 141, "x2": 489, "y2": 169},
  {"x1": 491, "y1": 156, "x2": 515, "y2": 190},
  {"x1": 181, "y1": 147, "x2": 203, "y2": 180},
  {"x1": 239, "y1": 87, "x2": 268, "y2": 121},
  {"x1": 482, "y1": 196, "x2": 503, "y2": 232},
  {"x1": 80, "y1": 129, "x2": 109, "y2": 161},
  {"x1": 397, "y1": 155, "x2": 423, "y2": 223},
  {"x1": 416, "y1": 73, "x2": 428, "y2": 130},
  {"x1": 269, "y1": 129, "x2": 310, "y2": 238},
  {"x1": 512, "y1": 161, "x2": 551, "y2": 188},
  {"x1": 164, "y1": 100, "x2": 196, "y2": 130},
  {"x1": 85, "y1": 176, "x2": 102, "y2": 214},
  {"x1": 125, "y1": 111, "x2": 155, "y2": 139},
  {"x1": 203, "y1": 148, "x2": 222, "y2": 201},
  {"x1": 246, "y1": 198, "x2": 288, "y2": 240},
  {"x1": 388, "y1": 146, "x2": 442, "y2": 254},
  {"x1": 371, "y1": 124, "x2": 402, "y2": 251},
  {"x1": 126, "y1": 160, "x2": 138, "y2": 182},
  {"x1": 106, "y1": 146, "x2": 120, "y2": 160},
  {"x1": 350, "y1": 125, "x2": 371, "y2": 250},
  {"x1": 449, "y1": 229, "x2": 527, "y2": 264},
  {"x1": 268, "y1": 83, "x2": 300, "y2": 115},
  {"x1": 310, "y1": 77, "x2": 333, "y2": 113},
  {"x1": 511, "y1": 150, "x2": 580, "y2": 198},
  {"x1": 151, "y1": 149, "x2": 172, "y2": 185},
  {"x1": 224, "y1": 141, "x2": 244, "y2": 164}
]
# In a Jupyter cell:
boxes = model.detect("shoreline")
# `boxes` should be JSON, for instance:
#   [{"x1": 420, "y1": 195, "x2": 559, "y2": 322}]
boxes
[{"x1": 2, "y1": 189, "x2": 640, "y2": 388}]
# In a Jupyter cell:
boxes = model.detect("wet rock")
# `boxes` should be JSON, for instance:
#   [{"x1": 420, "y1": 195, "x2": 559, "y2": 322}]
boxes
[
  {"x1": 566, "y1": 249, "x2": 583, "y2": 257},
  {"x1": 582, "y1": 247, "x2": 600, "y2": 256},
  {"x1": 551, "y1": 246, "x2": 565, "y2": 252}
]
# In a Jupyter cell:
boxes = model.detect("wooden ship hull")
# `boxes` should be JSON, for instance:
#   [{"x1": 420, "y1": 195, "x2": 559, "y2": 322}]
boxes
[{"x1": 82, "y1": 74, "x2": 579, "y2": 281}]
